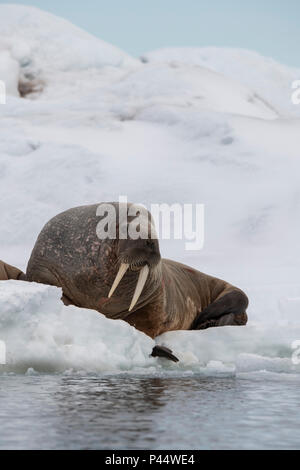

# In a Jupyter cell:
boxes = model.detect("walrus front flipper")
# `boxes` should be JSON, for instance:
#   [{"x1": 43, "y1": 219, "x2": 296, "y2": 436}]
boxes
[
  {"x1": 151, "y1": 345, "x2": 179, "y2": 363},
  {"x1": 191, "y1": 289, "x2": 248, "y2": 330},
  {"x1": 0, "y1": 260, "x2": 26, "y2": 281}
]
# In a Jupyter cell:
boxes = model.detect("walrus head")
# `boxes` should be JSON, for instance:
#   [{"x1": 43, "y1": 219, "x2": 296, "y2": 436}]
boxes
[{"x1": 100, "y1": 203, "x2": 162, "y2": 313}]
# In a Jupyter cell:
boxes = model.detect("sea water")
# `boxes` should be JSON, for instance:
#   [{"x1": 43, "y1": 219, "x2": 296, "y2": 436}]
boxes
[
  {"x1": 1, "y1": 281, "x2": 300, "y2": 449},
  {"x1": 1, "y1": 373, "x2": 300, "y2": 450}
]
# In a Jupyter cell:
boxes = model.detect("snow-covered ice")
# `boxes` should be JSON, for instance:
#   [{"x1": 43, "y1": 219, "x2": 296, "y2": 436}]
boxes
[
  {"x1": 1, "y1": 281, "x2": 300, "y2": 376},
  {"x1": 0, "y1": 281, "x2": 155, "y2": 374},
  {"x1": 142, "y1": 47, "x2": 300, "y2": 118},
  {"x1": 0, "y1": 5, "x2": 300, "y2": 376}
]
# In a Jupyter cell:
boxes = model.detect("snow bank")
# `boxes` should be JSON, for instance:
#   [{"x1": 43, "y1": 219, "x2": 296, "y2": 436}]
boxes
[
  {"x1": 0, "y1": 4, "x2": 138, "y2": 97},
  {"x1": 158, "y1": 325, "x2": 300, "y2": 376},
  {"x1": 112, "y1": 62, "x2": 277, "y2": 119},
  {"x1": 0, "y1": 50, "x2": 19, "y2": 97},
  {"x1": 143, "y1": 47, "x2": 300, "y2": 118},
  {"x1": 0, "y1": 281, "x2": 155, "y2": 374},
  {"x1": 1, "y1": 282, "x2": 300, "y2": 376}
]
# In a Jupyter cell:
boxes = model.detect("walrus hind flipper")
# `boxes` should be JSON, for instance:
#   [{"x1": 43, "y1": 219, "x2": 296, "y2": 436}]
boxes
[{"x1": 151, "y1": 345, "x2": 179, "y2": 363}]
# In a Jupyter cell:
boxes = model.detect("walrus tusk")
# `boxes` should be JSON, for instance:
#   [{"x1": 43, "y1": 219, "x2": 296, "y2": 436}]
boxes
[
  {"x1": 108, "y1": 263, "x2": 129, "y2": 298},
  {"x1": 129, "y1": 264, "x2": 149, "y2": 312}
]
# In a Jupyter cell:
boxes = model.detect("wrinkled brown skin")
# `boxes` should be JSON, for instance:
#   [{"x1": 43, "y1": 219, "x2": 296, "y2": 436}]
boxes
[{"x1": 1, "y1": 203, "x2": 248, "y2": 360}]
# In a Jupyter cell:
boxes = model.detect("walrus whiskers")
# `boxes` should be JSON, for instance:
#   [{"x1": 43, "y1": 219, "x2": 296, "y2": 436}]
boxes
[
  {"x1": 129, "y1": 264, "x2": 149, "y2": 311},
  {"x1": 108, "y1": 263, "x2": 129, "y2": 298}
]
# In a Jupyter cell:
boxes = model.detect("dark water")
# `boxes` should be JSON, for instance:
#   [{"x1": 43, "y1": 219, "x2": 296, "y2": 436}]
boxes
[{"x1": 0, "y1": 374, "x2": 300, "y2": 450}]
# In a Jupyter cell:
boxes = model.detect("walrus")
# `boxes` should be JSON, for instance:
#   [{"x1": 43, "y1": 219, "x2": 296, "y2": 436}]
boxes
[{"x1": 0, "y1": 202, "x2": 248, "y2": 362}]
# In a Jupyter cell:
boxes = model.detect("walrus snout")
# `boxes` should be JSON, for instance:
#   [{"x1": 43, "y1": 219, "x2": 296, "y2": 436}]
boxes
[{"x1": 118, "y1": 238, "x2": 161, "y2": 269}]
